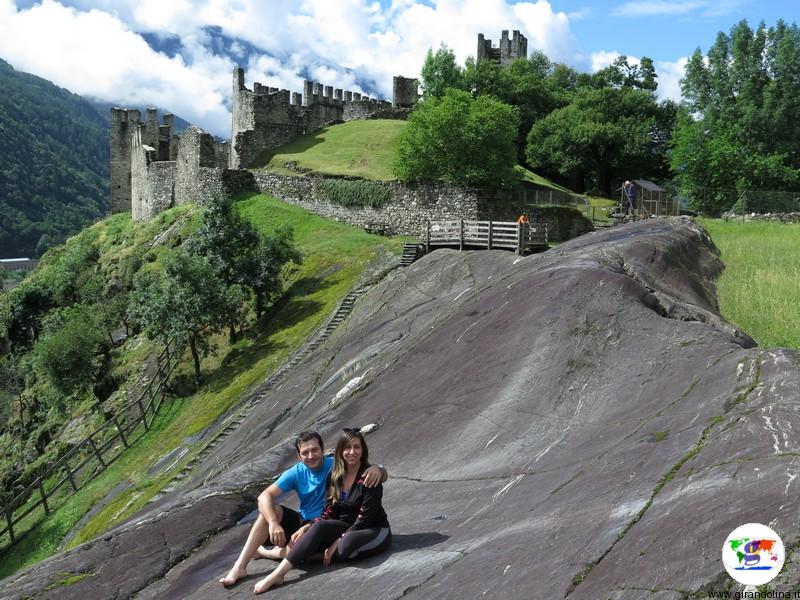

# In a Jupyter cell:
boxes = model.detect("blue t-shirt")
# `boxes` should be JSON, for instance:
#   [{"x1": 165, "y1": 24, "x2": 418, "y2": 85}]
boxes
[{"x1": 274, "y1": 456, "x2": 334, "y2": 520}]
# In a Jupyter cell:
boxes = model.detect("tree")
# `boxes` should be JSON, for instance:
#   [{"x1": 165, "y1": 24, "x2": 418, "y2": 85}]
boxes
[
  {"x1": 34, "y1": 305, "x2": 106, "y2": 395},
  {"x1": 246, "y1": 225, "x2": 302, "y2": 318},
  {"x1": 420, "y1": 44, "x2": 464, "y2": 99},
  {"x1": 186, "y1": 199, "x2": 301, "y2": 329},
  {"x1": 394, "y1": 89, "x2": 520, "y2": 190},
  {"x1": 465, "y1": 53, "x2": 566, "y2": 165},
  {"x1": 671, "y1": 19, "x2": 800, "y2": 213},
  {"x1": 526, "y1": 86, "x2": 662, "y2": 194},
  {"x1": 128, "y1": 252, "x2": 234, "y2": 379}
]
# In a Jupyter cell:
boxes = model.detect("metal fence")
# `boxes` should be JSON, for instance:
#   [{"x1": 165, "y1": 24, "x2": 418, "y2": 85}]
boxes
[
  {"x1": 686, "y1": 188, "x2": 800, "y2": 215},
  {"x1": 522, "y1": 187, "x2": 590, "y2": 215}
]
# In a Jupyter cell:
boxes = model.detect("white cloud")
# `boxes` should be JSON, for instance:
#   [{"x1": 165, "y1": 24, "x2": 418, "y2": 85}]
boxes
[
  {"x1": 654, "y1": 57, "x2": 688, "y2": 101},
  {"x1": 610, "y1": 0, "x2": 747, "y2": 18},
  {"x1": 0, "y1": 0, "x2": 233, "y2": 135},
  {"x1": 2, "y1": 0, "x2": 687, "y2": 137},
  {"x1": 591, "y1": 50, "x2": 621, "y2": 72}
]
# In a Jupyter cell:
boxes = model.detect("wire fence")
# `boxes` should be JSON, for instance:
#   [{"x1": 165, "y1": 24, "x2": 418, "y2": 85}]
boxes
[{"x1": 688, "y1": 188, "x2": 800, "y2": 216}]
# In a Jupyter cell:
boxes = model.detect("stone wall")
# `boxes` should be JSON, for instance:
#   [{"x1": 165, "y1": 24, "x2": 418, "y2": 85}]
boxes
[
  {"x1": 249, "y1": 172, "x2": 593, "y2": 241},
  {"x1": 252, "y1": 173, "x2": 481, "y2": 237},
  {"x1": 174, "y1": 126, "x2": 226, "y2": 205},
  {"x1": 229, "y1": 67, "x2": 400, "y2": 170},
  {"x1": 723, "y1": 212, "x2": 800, "y2": 223},
  {"x1": 473, "y1": 188, "x2": 594, "y2": 241},
  {"x1": 477, "y1": 30, "x2": 528, "y2": 66}
]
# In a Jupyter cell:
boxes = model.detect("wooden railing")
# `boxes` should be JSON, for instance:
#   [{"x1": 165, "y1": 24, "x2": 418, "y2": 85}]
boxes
[
  {"x1": 425, "y1": 220, "x2": 548, "y2": 254},
  {"x1": 0, "y1": 339, "x2": 181, "y2": 549}
]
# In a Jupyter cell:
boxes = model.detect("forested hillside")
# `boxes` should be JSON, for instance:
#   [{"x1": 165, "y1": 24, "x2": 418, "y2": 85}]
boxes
[{"x1": 0, "y1": 59, "x2": 108, "y2": 258}]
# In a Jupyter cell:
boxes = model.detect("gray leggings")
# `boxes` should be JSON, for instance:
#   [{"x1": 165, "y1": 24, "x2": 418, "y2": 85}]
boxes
[{"x1": 286, "y1": 519, "x2": 391, "y2": 564}]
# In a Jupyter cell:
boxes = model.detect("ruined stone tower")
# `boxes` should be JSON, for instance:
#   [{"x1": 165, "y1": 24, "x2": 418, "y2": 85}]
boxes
[
  {"x1": 392, "y1": 76, "x2": 419, "y2": 108},
  {"x1": 477, "y1": 30, "x2": 528, "y2": 66},
  {"x1": 109, "y1": 108, "x2": 141, "y2": 214}
]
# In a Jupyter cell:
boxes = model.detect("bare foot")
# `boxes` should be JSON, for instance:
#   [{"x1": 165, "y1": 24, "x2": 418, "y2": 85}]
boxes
[
  {"x1": 219, "y1": 565, "x2": 247, "y2": 587},
  {"x1": 254, "y1": 572, "x2": 284, "y2": 594},
  {"x1": 256, "y1": 545, "x2": 287, "y2": 560}
]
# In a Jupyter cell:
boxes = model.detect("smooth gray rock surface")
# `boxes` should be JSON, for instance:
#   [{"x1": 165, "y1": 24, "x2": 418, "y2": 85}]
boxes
[{"x1": 3, "y1": 217, "x2": 799, "y2": 600}]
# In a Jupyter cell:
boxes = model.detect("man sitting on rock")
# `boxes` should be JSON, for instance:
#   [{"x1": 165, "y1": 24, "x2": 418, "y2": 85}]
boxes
[{"x1": 219, "y1": 430, "x2": 387, "y2": 587}]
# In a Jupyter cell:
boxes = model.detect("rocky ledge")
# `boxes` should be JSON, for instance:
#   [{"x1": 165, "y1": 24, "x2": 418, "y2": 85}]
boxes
[{"x1": 4, "y1": 217, "x2": 799, "y2": 600}]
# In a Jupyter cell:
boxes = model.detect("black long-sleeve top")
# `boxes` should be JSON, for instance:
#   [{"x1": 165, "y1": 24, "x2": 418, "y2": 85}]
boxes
[{"x1": 316, "y1": 464, "x2": 389, "y2": 532}]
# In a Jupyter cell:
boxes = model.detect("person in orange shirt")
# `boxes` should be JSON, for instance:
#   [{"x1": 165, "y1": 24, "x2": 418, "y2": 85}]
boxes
[{"x1": 516, "y1": 213, "x2": 529, "y2": 225}]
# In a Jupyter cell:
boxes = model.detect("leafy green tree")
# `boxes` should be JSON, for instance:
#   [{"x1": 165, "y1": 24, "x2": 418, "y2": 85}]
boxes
[
  {"x1": 186, "y1": 199, "x2": 301, "y2": 331},
  {"x1": 394, "y1": 89, "x2": 520, "y2": 189},
  {"x1": 465, "y1": 53, "x2": 566, "y2": 164},
  {"x1": 593, "y1": 55, "x2": 658, "y2": 91},
  {"x1": 128, "y1": 251, "x2": 236, "y2": 379},
  {"x1": 526, "y1": 86, "x2": 663, "y2": 194},
  {"x1": 420, "y1": 44, "x2": 464, "y2": 99},
  {"x1": 246, "y1": 225, "x2": 302, "y2": 318},
  {"x1": 671, "y1": 19, "x2": 800, "y2": 213},
  {"x1": 2, "y1": 282, "x2": 54, "y2": 350},
  {"x1": 33, "y1": 305, "x2": 106, "y2": 395}
]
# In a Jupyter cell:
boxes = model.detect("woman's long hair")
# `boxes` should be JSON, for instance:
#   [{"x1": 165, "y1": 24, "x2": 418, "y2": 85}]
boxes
[{"x1": 328, "y1": 430, "x2": 370, "y2": 503}]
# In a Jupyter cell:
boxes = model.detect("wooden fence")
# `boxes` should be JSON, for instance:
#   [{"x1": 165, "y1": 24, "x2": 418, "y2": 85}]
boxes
[
  {"x1": 425, "y1": 220, "x2": 548, "y2": 254},
  {"x1": 0, "y1": 339, "x2": 181, "y2": 549}
]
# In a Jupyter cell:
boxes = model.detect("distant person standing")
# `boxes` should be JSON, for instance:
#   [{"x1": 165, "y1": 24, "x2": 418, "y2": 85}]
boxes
[
  {"x1": 516, "y1": 213, "x2": 530, "y2": 225},
  {"x1": 623, "y1": 181, "x2": 635, "y2": 214}
]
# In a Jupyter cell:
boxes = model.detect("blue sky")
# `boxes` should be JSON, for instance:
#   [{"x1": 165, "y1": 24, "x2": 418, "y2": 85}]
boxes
[{"x1": 0, "y1": 0, "x2": 797, "y2": 137}]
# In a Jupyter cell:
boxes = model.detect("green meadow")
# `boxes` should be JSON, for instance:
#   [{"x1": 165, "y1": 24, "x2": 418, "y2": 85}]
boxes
[{"x1": 702, "y1": 218, "x2": 800, "y2": 349}]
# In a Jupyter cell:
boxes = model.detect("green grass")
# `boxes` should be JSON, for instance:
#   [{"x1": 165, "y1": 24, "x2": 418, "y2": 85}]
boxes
[
  {"x1": 702, "y1": 218, "x2": 800, "y2": 349},
  {"x1": 515, "y1": 165, "x2": 574, "y2": 193},
  {"x1": 0, "y1": 193, "x2": 402, "y2": 576},
  {"x1": 256, "y1": 119, "x2": 407, "y2": 180}
]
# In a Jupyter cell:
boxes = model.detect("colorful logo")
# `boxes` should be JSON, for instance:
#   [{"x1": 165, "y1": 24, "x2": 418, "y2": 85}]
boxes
[{"x1": 722, "y1": 523, "x2": 784, "y2": 585}]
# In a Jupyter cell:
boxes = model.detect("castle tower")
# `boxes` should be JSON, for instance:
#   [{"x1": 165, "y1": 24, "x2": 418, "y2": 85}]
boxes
[
  {"x1": 392, "y1": 76, "x2": 419, "y2": 108},
  {"x1": 476, "y1": 30, "x2": 528, "y2": 66},
  {"x1": 230, "y1": 67, "x2": 252, "y2": 169},
  {"x1": 110, "y1": 107, "x2": 141, "y2": 214}
]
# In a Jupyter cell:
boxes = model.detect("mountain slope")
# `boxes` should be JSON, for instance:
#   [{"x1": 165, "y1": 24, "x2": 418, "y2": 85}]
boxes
[{"x1": 0, "y1": 59, "x2": 109, "y2": 257}]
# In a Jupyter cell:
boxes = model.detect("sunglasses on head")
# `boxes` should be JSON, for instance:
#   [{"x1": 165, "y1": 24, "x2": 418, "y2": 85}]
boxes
[{"x1": 343, "y1": 427, "x2": 361, "y2": 434}]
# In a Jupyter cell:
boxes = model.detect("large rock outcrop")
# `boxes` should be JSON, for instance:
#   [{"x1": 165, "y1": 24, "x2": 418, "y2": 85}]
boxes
[{"x1": 4, "y1": 217, "x2": 800, "y2": 599}]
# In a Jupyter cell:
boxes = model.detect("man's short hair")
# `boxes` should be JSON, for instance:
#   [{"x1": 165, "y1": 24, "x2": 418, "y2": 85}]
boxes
[{"x1": 294, "y1": 431, "x2": 323, "y2": 453}]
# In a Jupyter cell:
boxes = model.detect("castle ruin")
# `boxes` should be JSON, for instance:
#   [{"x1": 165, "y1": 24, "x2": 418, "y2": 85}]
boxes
[
  {"x1": 477, "y1": 30, "x2": 528, "y2": 66},
  {"x1": 111, "y1": 68, "x2": 420, "y2": 220}
]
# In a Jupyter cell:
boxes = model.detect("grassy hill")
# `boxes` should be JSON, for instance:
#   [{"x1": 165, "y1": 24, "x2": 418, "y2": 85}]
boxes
[
  {"x1": 256, "y1": 119, "x2": 587, "y2": 196},
  {"x1": 256, "y1": 119, "x2": 406, "y2": 180},
  {"x1": 0, "y1": 194, "x2": 402, "y2": 576}
]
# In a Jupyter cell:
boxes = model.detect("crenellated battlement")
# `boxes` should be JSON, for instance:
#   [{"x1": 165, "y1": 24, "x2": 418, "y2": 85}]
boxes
[
  {"x1": 112, "y1": 65, "x2": 420, "y2": 220},
  {"x1": 229, "y1": 67, "x2": 395, "y2": 169},
  {"x1": 477, "y1": 29, "x2": 528, "y2": 66}
]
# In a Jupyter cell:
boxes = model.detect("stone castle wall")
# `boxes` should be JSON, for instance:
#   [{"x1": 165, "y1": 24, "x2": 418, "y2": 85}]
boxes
[
  {"x1": 229, "y1": 68, "x2": 396, "y2": 170},
  {"x1": 252, "y1": 173, "x2": 481, "y2": 237},
  {"x1": 111, "y1": 67, "x2": 428, "y2": 221}
]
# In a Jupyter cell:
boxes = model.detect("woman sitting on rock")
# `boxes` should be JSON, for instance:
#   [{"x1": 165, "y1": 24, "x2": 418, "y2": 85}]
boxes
[{"x1": 253, "y1": 428, "x2": 391, "y2": 594}]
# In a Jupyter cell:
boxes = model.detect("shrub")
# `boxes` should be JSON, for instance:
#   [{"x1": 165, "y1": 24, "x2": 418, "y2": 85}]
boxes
[{"x1": 317, "y1": 179, "x2": 390, "y2": 209}]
